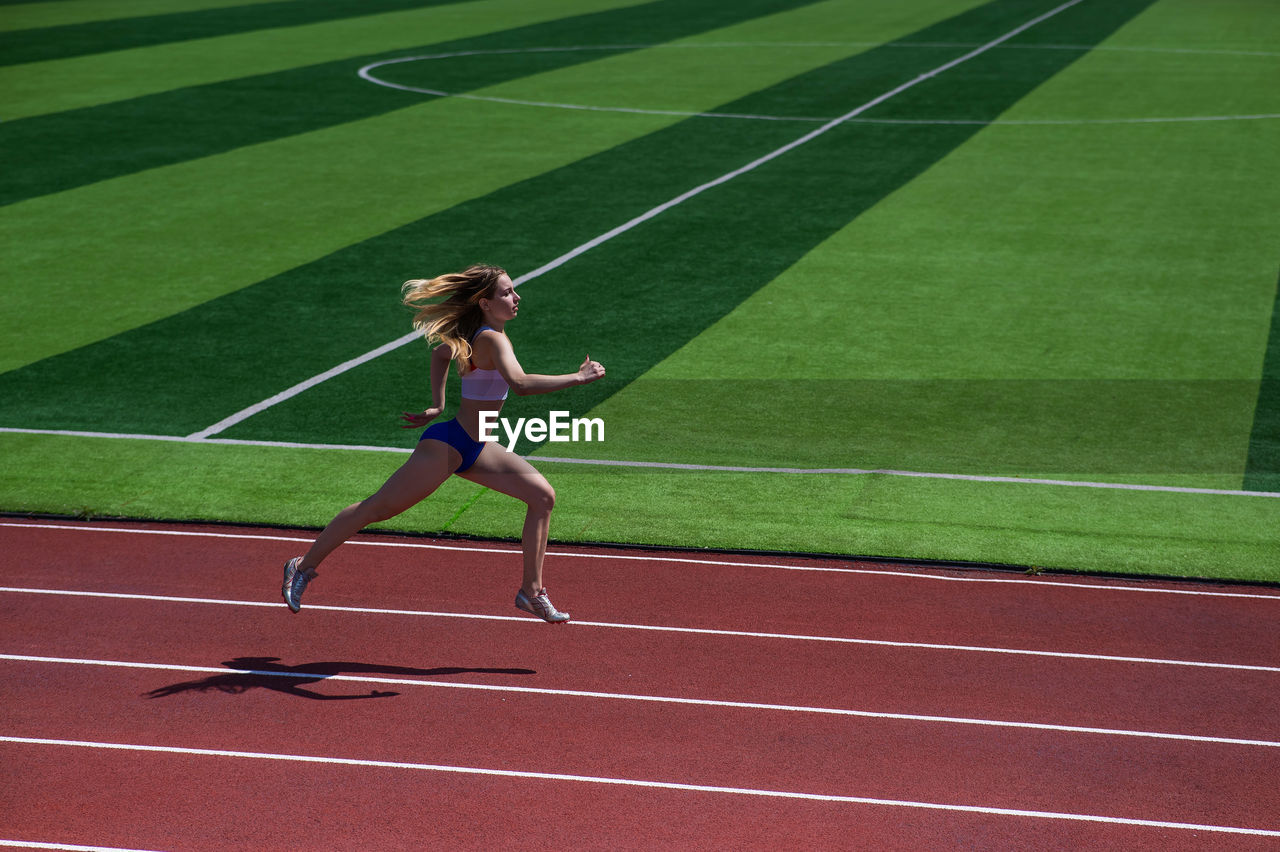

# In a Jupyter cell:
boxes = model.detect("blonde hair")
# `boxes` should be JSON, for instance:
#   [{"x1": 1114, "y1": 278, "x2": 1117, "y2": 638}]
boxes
[{"x1": 402, "y1": 264, "x2": 506, "y2": 363}]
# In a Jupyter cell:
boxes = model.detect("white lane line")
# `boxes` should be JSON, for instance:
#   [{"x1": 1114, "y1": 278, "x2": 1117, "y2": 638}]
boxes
[
  {"x1": 5, "y1": 427, "x2": 1279, "y2": 500},
  {"x1": 4, "y1": 521, "x2": 1279, "y2": 601},
  {"x1": 186, "y1": 0, "x2": 1086, "y2": 438},
  {"x1": 0, "y1": 842, "x2": 167, "y2": 852},
  {"x1": 3, "y1": 586, "x2": 1278, "y2": 673},
  {"x1": 3, "y1": 736, "x2": 1278, "y2": 837},
  {"x1": 5, "y1": 653, "x2": 1279, "y2": 750}
]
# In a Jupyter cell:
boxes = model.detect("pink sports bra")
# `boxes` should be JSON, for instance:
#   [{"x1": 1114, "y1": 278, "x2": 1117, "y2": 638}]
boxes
[{"x1": 460, "y1": 326, "x2": 509, "y2": 401}]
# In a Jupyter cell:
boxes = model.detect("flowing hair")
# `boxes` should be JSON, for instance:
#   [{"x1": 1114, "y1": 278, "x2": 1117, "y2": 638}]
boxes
[{"x1": 401, "y1": 264, "x2": 506, "y2": 363}]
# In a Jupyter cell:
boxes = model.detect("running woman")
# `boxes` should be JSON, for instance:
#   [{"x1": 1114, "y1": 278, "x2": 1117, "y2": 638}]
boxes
[{"x1": 281, "y1": 264, "x2": 605, "y2": 622}]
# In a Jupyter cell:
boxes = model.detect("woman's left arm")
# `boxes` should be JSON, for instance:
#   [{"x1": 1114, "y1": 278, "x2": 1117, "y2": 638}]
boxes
[{"x1": 491, "y1": 333, "x2": 604, "y2": 396}]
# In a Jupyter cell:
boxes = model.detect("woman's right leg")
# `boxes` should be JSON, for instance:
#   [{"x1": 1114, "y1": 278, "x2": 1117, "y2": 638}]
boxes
[
  {"x1": 455, "y1": 443, "x2": 561, "y2": 618},
  {"x1": 297, "y1": 439, "x2": 458, "y2": 574}
]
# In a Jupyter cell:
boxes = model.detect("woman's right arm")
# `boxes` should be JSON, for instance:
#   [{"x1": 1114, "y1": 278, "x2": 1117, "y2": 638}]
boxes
[{"x1": 400, "y1": 343, "x2": 452, "y2": 428}]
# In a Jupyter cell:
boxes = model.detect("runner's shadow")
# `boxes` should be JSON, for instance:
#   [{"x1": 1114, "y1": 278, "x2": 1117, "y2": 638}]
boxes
[{"x1": 144, "y1": 656, "x2": 536, "y2": 701}]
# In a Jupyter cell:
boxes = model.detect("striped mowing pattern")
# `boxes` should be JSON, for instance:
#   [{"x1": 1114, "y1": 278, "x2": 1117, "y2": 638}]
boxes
[{"x1": 2, "y1": 0, "x2": 1279, "y2": 578}]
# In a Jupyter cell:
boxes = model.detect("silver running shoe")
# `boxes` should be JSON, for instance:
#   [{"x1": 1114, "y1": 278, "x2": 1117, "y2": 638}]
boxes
[
  {"x1": 515, "y1": 588, "x2": 570, "y2": 623},
  {"x1": 282, "y1": 557, "x2": 316, "y2": 613}
]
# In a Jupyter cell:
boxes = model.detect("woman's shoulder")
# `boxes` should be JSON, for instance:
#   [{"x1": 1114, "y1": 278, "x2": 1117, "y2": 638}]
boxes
[
  {"x1": 471, "y1": 326, "x2": 509, "y2": 348},
  {"x1": 467, "y1": 326, "x2": 507, "y2": 369}
]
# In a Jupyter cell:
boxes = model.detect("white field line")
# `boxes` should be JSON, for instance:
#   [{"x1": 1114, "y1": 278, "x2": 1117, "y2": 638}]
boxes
[
  {"x1": 4, "y1": 426, "x2": 1278, "y2": 500},
  {"x1": 4, "y1": 521, "x2": 1280, "y2": 602},
  {"x1": 3, "y1": 585, "x2": 1279, "y2": 673},
  {"x1": 731, "y1": 41, "x2": 1280, "y2": 58},
  {"x1": 188, "y1": 0, "x2": 1086, "y2": 439},
  {"x1": 0, "y1": 427, "x2": 407, "y2": 454},
  {"x1": 186, "y1": 332, "x2": 420, "y2": 439},
  {"x1": 852, "y1": 114, "x2": 1280, "y2": 125},
  {"x1": 358, "y1": 40, "x2": 1280, "y2": 126},
  {"x1": 359, "y1": 45, "x2": 1280, "y2": 126},
  {"x1": 532, "y1": 454, "x2": 1280, "y2": 497},
  {"x1": 5, "y1": 652, "x2": 1279, "y2": 750},
  {"x1": 3, "y1": 736, "x2": 1279, "y2": 838}
]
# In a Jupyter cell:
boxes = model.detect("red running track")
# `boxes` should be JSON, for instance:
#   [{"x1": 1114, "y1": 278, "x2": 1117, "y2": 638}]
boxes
[{"x1": 1, "y1": 519, "x2": 1279, "y2": 850}]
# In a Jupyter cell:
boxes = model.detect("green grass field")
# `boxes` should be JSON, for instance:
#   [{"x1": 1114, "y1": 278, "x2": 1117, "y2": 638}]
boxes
[{"x1": 2, "y1": 0, "x2": 1278, "y2": 580}]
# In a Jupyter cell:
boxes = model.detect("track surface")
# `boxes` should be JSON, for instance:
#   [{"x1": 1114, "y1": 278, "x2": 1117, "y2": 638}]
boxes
[{"x1": 1, "y1": 519, "x2": 1278, "y2": 850}]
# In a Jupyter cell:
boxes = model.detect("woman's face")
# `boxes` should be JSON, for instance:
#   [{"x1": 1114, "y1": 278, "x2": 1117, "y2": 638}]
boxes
[{"x1": 483, "y1": 274, "x2": 520, "y2": 321}]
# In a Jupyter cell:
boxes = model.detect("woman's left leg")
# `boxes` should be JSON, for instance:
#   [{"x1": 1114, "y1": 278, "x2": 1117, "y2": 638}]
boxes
[
  {"x1": 282, "y1": 440, "x2": 457, "y2": 612},
  {"x1": 300, "y1": 439, "x2": 457, "y2": 574}
]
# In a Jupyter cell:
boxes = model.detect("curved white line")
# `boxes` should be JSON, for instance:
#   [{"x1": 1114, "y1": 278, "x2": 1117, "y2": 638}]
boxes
[
  {"x1": 356, "y1": 47, "x2": 832, "y2": 122},
  {"x1": 356, "y1": 43, "x2": 1280, "y2": 127}
]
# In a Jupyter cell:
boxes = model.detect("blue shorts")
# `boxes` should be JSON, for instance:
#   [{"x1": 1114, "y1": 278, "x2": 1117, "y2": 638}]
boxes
[{"x1": 420, "y1": 418, "x2": 485, "y2": 472}]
